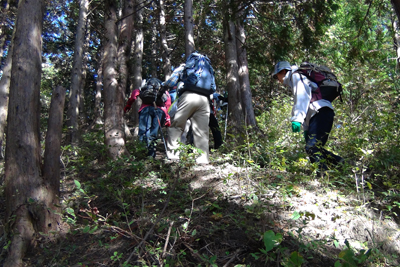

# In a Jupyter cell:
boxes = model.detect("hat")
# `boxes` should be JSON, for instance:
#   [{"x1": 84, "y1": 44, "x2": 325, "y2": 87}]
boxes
[{"x1": 272, "y1": 61, "x2": 291, "y2": 79}]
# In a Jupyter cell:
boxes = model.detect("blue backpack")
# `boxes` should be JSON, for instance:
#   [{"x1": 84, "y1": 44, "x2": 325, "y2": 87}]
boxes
[{"x1": 179, "y1": 52, "x2": 216, "y2": 97}]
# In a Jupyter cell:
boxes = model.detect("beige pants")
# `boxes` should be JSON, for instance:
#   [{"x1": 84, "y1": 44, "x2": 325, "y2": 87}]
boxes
[{"x1": 167, "y1": 91, "x2": 210, "y2": 163}]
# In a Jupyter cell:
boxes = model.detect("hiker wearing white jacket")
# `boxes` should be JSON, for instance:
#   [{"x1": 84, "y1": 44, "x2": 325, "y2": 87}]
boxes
[{"x1": 272, "y1": 61, "x2": 343, "y2": 176}]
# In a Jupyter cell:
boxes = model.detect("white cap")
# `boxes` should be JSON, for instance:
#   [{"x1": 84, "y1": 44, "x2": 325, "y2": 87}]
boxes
[{"x1": 272, "y1": 61, "x2": 291, "y2": 79}]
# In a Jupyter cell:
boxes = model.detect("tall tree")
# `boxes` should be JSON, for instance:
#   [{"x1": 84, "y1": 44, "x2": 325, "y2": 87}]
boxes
[
  {"x1": 392, "y1": 0, "x2": 400, "y2": 25},
  {"x1": 0, "y1": 30, "x2": 12, "y2": 159},
  {"x1": 93, "y1": 47, "x2": 104, "y2": 125},
  {"x1": 129, "y1": 0, "x2": 145, "y2": 132},
  {"x1": 224, "y1": 11, "x2": 244, "y2": 133},
  {"x1": 117, "y1": 0, "x2": 134, "y2": 103},
  {"x1": 236, "y1": 18, "x2": 256, "y2": 127},
  {"x1": 103, "y1": 0, "x2": 128, "y2": 159},
  {"x1": 392, "y1": 0, "x2": 400, "y2": 68},
  {"x1": 184, "y1": 0, "x2": 194, "y2": 58},
  {"x1": 150, "y1": 19, "x2": 158, "y2": 78},
  {"x1": 160, "y1": 0, "x2": 171, "y2": 79},
  {"x1": 67, "y1": 0, "x2": 89, "y2": 146},
  {"x1": 4, "y1": 0, "x2": 61, "y2": 265}
]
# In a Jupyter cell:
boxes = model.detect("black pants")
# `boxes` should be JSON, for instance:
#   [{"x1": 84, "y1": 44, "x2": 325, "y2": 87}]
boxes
[
  {"x1": 305, "y1": 107, "x2": 343, "y2": 172},
  {"x1": 209, "y1": 113, "x2": 223, "y2": 149}
]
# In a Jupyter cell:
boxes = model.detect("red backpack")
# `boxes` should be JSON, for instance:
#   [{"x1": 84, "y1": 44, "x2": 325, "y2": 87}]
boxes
[{"x1": 294, "y1": 62, "x2": 343, "y2": 103}]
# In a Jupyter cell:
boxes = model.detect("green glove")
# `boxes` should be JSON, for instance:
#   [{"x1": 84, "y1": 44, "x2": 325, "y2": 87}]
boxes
[
  {"x1": 291, "y1": 121, "x2": 301, "y2": 133},
  {"x1": 303, "y1": 130, "x2": 308, "y2": 140}
]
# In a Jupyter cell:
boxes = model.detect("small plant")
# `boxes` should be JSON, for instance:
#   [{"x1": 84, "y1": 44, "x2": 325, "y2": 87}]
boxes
[
  {"x1": 334, "y1": 240, "x2": 371, "y2": 267},
  {"x1": 282, "y1": 251, "x2": 305, "y2": 267},
  {"x1": 251, "y1": 230, "x2": 285, "y2": 263}
]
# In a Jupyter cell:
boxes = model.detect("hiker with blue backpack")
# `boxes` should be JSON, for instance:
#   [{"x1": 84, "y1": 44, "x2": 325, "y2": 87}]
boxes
[
  {"x1": 164, "y1": 52, "x2": 216, "y2": 164},
  {"x1": 124, "y1": 78, "x2": 171, "y2": 158},
  {"x1": 272, "y1": 61, "x2": 344, "y2": 176}
]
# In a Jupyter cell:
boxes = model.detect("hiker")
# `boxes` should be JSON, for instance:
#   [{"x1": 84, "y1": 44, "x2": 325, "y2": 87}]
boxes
[
  {"x1": 272, "y1": 61, "x2": 343, "y2": 176},
  {"x1": 124, "y1": 78, "x2": 171, "y2": 158},
  {"x1": 164, "y1": 52, "x2": 216, "y2": 164},
  {"x1": 209, "y1": 92, "x2": 223, "y2": 149}
]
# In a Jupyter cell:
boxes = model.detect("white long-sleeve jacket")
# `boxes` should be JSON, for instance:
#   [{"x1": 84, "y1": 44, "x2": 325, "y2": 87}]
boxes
[{"x1": 282, "y1": 66, "x2": 333, "y2": 131}]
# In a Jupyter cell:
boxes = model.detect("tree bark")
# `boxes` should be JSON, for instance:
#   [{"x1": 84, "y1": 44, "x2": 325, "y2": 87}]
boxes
[
  {"x1": 392, "y1": 0, "x2": 400, "y2": 26},
  {"x1": 184, "y1": 0, "x2": 195, "y2": 58},
  {"x1": 392, "y1": 2, "x2": 400, "y2": 69},
  {"x1": 0, "y1": 29, "x2": 13, "y2": 159},
  {"x1": 129, "y1": 0, "x2": 144, "y2": 133},
  {"x1": 151, "y1": 19, "x2": 158, "y2": 78},
  {"x1": 3, "y1": 0, "x2": 54, "y2": 265},
  {"x1": 94, "y1": 47, "x2": 104, "y2": 125},
  {"x1": 224, "y1": 18, "x2": 244, "y2": 133},
  {"x1": 236, "y1": 20, "x2": 256, "y2": 127},
  {"x1": 118, "y1": 0, "x2": 134, "y2": 139},
  {"x1": 43, "y1": 85, "x2": 66, "y2": 231},
  {"x1": 118, "y1": 0, "x2": 134, "y2": 100},
  {"x1": 67, "y1": 0, "x2": 89, "y2": 146},
  {"x1": 160, "y1": 0, "x2": 171, "y2": 79},
  {"x1": 79, "y1": 17, "x2": 91, "y2": 126},
  {"x1": 103, "y1": 0, "x2": 128, "y2": 159}
]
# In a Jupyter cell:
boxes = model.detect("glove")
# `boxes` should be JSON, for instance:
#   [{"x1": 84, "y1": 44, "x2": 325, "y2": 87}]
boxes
[
  {"x1": 124, "y1": 104, "x2": 131, "y2": 113},
  {"x1": 165, "y1": 118, "x2": 171, "y2": 127},
  {"x1": 303, "y1": 130, "x2": 308, "y2": 140},
  {"x1": 291, "y1": 121, "x2": 301, "y2": 133}
]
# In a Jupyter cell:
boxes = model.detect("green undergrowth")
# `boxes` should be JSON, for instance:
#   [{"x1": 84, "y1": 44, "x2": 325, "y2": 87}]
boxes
[
  {"x1": 21, "y1": 110, "x2": 400, "y2": 266},
  {"x1": 13, "y1": 92, "x2": 400, "y2": 266}
]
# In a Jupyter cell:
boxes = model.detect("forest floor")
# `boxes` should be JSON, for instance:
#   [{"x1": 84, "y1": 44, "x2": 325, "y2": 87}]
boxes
[{"x1": 0, "y1": 138, "x2": 400, "y2": 266}]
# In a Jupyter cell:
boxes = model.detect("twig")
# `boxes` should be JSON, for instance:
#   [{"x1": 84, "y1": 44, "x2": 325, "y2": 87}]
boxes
[
  {"x1": 109, "y1": 226, "x2": 141, "y2": 242},
  {"x1": 222, "y1": 248, "x2": 242, "y2": 267},
  {"x1": 183, "y1": 243, "x2": 205, "y2": 262},
  {"x1": 162, "y1": 221, "x2": 174, "y2": 258}
]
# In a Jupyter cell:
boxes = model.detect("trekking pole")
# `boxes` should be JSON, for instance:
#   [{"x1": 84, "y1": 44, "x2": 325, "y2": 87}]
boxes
[
  {"x1": 153, "y1": 102, "x2": 169, "y2": 159},
  {"x1": 224, "y1": 105, "x2": 228, "y2": 140}
]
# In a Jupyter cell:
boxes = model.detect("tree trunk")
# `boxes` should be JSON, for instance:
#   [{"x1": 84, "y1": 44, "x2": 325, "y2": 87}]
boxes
[
  {"x1": 236, "y1": 20, "x2": 256, "y2": 127},
  {"x1": 129, "y1": 0, "x2": 144, "y2": 133},
  {"x1": 4, "y1": 0, "x2": 53, "y2": 265},
  {"x1": 94, "y1": 47, "x2": 104, "y2": 125},
  {"x1": 151, "y1": 20, "x2": 158, "y2": 78},
  {"x1": 160, "y1": 0, "x2": 171, "y2": 79},
  {"x1": 79, "y1": 17, "x2": 91, "y2": 126},
  {"x1": 118, "y1": 0, "x2": 134, "y2": 139},
  {"x1": 392, "y1": 0, "x2": 400, "y2": 26},
  {"x1": 224, "y1": 19, "x2": 244, "y2": 133},
  {"x1": 103, "y1": 0, "x2": 128, "y2": 159},
  {"x1": 0, "y1": 29, "x2": 13, "y2": 159},
  {"x1": 392, "y1": 3, "x2": 400, "y2": 69},
  {"x1": 118, "y1": 0, "x2": 134, "y2": 100},
  {"x1": 67, "y1": 0, "x2": 89, "y2": 146},
  {"x1": 43, "y1": 85, "x2": 66, "y2": 232},
  {"x1": 184, "y1": 0, "x2": 195, "y2": 58}
]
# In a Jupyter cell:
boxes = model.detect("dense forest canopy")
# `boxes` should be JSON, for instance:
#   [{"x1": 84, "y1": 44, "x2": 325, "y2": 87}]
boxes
[{"x1": 1, "y1": 0, "x2": 400, "y2": 266}]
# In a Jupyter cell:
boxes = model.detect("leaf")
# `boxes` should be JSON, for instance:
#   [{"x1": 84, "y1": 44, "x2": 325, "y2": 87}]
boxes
[
  {"x1": 262, "y1": 230, "x2": 282, "y2": 253},
  {"x1": 82, "y1": 225, "x2": 90, "y2": 233},
  {"x1": 334, "y1": 240, "x2": 340, "y2": 248},
  {"x1": 89, "y1": 225, "x2": 98, "y2": 234},
  {"x1": 288, "y1": 251, "x2": 304, "y2": 266},
  {"x1": 291, "y1": 211, "x2": 301, "y2": 220},
  {"x1": 74, "y1": 180, "x2": 81, "y2": 189},
  {"x1": 366, "y1": 182, "x2": 372, "y2": 190}
]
